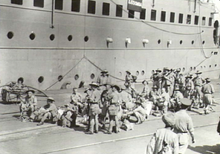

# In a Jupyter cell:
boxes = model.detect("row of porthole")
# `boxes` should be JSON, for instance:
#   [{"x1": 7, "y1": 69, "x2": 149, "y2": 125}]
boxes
[
  {"x1": 22, "y1": 63, "x2": 220, "y2": 84},
  {"x1": 6, "y1": 31, "x2": 206, "y2": 45}
]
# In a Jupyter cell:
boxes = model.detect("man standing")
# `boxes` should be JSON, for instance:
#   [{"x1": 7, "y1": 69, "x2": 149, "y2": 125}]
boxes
[
  {"x1": 107, "y1": 85, "x2": 121, "y2": 134},
  {"x1": 146, "y1": 113, "x2": 179, "y2": 154},
  {"x1": 86, "y1": 83, "x2": 101, "y2": 134},
  {"x1": 97, "y1": 70, "x2": 111, "y2": 85},
  {"x1": 193, "y1": 71, "x2": 205, "y2": 107},
  {"x1": 37, "y1": 97, "x2": 58, "y2": 126},
  {"x1": 202, "y1": 78, "x2": 215, "y2": 114},
  {"x1": 174, "y1": 101, "x2": 195, "y2": 154}
]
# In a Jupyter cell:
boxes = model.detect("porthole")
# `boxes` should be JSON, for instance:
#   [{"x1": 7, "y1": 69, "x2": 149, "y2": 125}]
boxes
[
  {"x1": 202, "y1": 41, "x2": 205, "y2": 44},
  {"x1": 29, "y1": 33, "x2": 35, "y2": 40},
  {"x1": 158, "y1": 39, "x2": 161, "y2": 44},
  {"x1": 204, "y1": 66, "x2": 206, "y2": 68},
  {"x1": 74, "y1": 74, "x2": 79, "y2": 80},
  {"x1": 141, "y1": 70, "x2": 145, "y2": 75},
  {"x1": 180, "y1": 40, "x2": 183, "y2": 44},
  {"x1": 136, "y1": 71, "x2": 139, "y2": 76},
  {"x1": 201, "y1": 66, "x2": 203, "y2": 69},
  {"x1": 50, "y1": 34, "x2": 55, "y2": 41},
  {"x1": 194, "y1": 67, "x2": 196, "y2": 70},
  {"x1": 38, "y1": 76, "x2": 44, "y2": 83},
  {"x1": 190, "y1": 67, "x2": 192, "y2": 71},
  {"x1": 191, "y1": 40, "x2": 194, "y2": 44},
  {"x1": 215, "y1": 64, "x2": 217, "y2": 67},
  {"x1": 68, "y1": 35, "x2": 73, "y2": 41},
  {"x1": 209, "y1": 65, "x2": 212, "y2": 68},
  {"x1": 84, "y1": 36, "x2": 89, "y2": 42},
  {"x1": 90, "y1": 73, "x2": 95, "y2": 79},
  {"x1": 58, "y1": 75, "x2": 63, "y2": 81},
  {"x1": 7, "y1": 31, "x2": 14, "y2": 39}
]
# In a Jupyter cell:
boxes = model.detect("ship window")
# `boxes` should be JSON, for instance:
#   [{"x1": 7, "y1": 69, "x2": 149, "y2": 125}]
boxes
[
  {"x1": 191, "y1": 40, "x2": 194, "y2": 44},
  {"x1": 186, "y1": 14, "x2": 191, "y2": 24},
  {"x1": 29, "y1": 33, "x2": 35, "y2": 40},
  {"x1": 209, "y1": 65, "x2": 212, "y2": 68},
  {"x1": 58, "y1": 75, "x2": 63, "y2": 81},
  {"x1": 170, "y1": 12, "x2": 175, "y2": 23},
  {"x1": 34, "y1": 0, "x2": 44, "y2": 8},
  {"x1": 88, "y1": 0, "x2": 96, "y2": 14},
  {"x1": 74, "y1": 74, "x2": 79, "y2": 80},
  {"x1": 102, "y1": 3, "x2": 110, "y2": 16},
  {"x1": 178, "y1": 13, "x2": 183, "y2": 23},
  {"x1": 72, "y1": 0, "x2": 80, "y2": 12},
  {"x1": 55, "y1": 0, "x2": 63, "y2": 10},
  {"x1": 50, "y1": 34, "x2": 55, "y2": 41},
  {"x1": 84, "y1": 36, "x2": 89, "y2": 42},
  {"x1": 215, "y1": 64, "x2": 217, "y2": 67},
  {"x1": 180, "y1": 40, "x2": 183, "y2": 44},
  {"x1": 136, "y1": 71, "x2": 139, "y2": 76},
  {"x1": 202, "y1": 17, "x2": 206, "y2": 25},
  {"x1": 194, "y1": 15, "x2": 199, "y2": 25},
  {"x1": 38, "y1": 76, "x2": 44, "y2": 83},
  {"x1": 141, "y1": 70, "x2": 145, "y2": 75},
  {"x1": 200, "y1": 66, "x2": 203, "y2": 69},
  {"x1": 116, "y1": 5, "x2": 123, "y2": 17},
  {"x1": 128, "y1": 10, "x2": 134, "y2": 18},
  {"x1": 11, "y1": 0, "x2": 23, "y2": 5},
  {"x1": 202, "y1": 41, "x2": 205, "y2": 44},
  {"x1": 161, "y1": 11, "x2": 166, "y2": 22},
  {"x1": 68, "y1": 35, "x2": 73, "y2": 41},
  {"x1": 90, "y1": 73, "x2": 95, "y2": 79},
  {"x1": 182, "y1": 67, "x2": 185, "y2": 72},
  {"x1": 158, "y1": 39, "x2": 161, "y2": 44},
  {"x1": 209, "y1": 17, "x2": 212, "y2": 26},
  {"x1": 140, "y1": 9, "x2": 146, "y2": 20},
  {"x1": 151, "y1": 10, "x2": 156, "y2": 21},
  {"x1": 7, "y1": 31, "x2": 14, "y2": 39}
]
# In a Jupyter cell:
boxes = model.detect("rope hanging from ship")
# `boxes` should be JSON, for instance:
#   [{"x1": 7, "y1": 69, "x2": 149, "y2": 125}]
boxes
[
  {"x1": 45, "y1": 55, "x2": 126, "y2": 90},
  {"x1": 109, "y1": 0, "x2": 203, "y2": 35}
]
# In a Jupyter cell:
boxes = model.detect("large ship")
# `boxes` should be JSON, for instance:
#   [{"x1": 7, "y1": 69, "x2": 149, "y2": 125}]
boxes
[{"x1": 0, "y1": 0, "x2": 220, "y2": 90}]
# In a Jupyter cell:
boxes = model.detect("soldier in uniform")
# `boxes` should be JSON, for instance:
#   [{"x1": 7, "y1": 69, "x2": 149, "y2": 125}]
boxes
[
  {"x1": 70, "y1": 87, "x2": 83, "y2": 114},
  {"x1": 184, "y1": 75, "x2": 194, "y2": 98},
  {"x1": 146, "y1": 113, "x2": 179, "y2": 154},
  {"x1": 174, "y1": 100, "x2": 195, "y2": 154},
  {"x1": 192, "y1": 70, "x2": 205, "y2": 108},
  {"x1": 97, "y1": 70, "x2": 111, "y2": 85},
  {"x1": 20, "y1": 90, "x2": 37, "y2": 122},
  {"x1": 107, "y1": 85, "x2": 121, "y2": 134},
  {"x1": 37, "y1": 97, "x2": 58, "y2": 126},
  {"x1": 125, "y1": 70, "x2": 133, "y2": 86},
  {"x1": 141, "y1": 80, "x2": 150, "y2": 99},
  {"x1": 202, "y1": 78, "x2": 215, "y2": 114},
  {"x1": 162, "y1": 68, "x2": 173, "y2": 96},
  {"x1": 86, "y1": 83, "x2": 101, "y2": 134}
]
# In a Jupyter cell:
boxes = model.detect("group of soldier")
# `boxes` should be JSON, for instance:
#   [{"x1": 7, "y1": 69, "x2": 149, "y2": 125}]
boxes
[{"x1": 18, "y1": 68, "x2": 216, "y2": 154}]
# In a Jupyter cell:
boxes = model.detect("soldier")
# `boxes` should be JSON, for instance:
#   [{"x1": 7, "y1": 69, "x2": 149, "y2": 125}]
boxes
[
  {"x1": 170, "y1": 87, "x2": 184, "y2": 111},
  {"x1": 202, "y1": 78, "x2": 215, "y2": 114},
  {"x1": 149, "y1": 85, "x2": 161, "y2": 105},
  {"x1": 184, "y1": 75, "x2": 194, "y2": 99},
  {"x1": 99, "y1": 84, "x2": 112, "y2": 129},
  {"x1": 162, "y1": 68, "x2": 173, "y2": 96},
  {"x1": 20, "y1": 90, "x2": 37, "y2": 121},
  {"x1": 70, "y1": 87, "x2": 83, "y2": 114},
  {"x1": 141, "y1": 80, "x2": 150, "y2": 99},
  {"x1": 86, "y1": 83, "x2": 101, "y2": 134},
  {"x1": 146, "y1": 113, "x2": 179, "y2": 154},
  {"x1": 192, "y1": 70, "x2": 205, "y2": 108},
  {"x1": 174, "y1": 100, "x2": 195, "y2": 154},
  {"x1": 97, "y1": 70, "x2": 111, "y2": 85},
  {"x1": 125, "y1": 70, "x2": 133, "y2": 86},
  {"x1": 37, "y1": 97, "x2": 58, "y2": 126},
  {"x1": 107, "y1": 85, "x2": 121, "y2": 134}
]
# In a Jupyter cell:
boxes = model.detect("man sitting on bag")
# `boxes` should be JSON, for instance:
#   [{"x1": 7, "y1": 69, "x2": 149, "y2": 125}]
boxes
[{"x1": 37, "y1": 97, "x2": 58, "y2": 126}]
